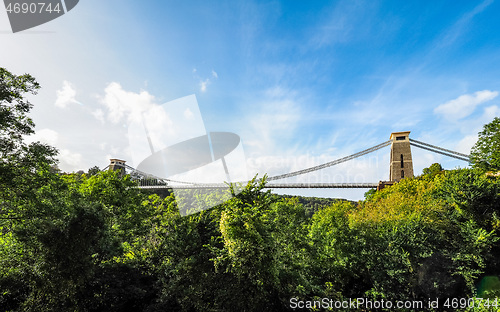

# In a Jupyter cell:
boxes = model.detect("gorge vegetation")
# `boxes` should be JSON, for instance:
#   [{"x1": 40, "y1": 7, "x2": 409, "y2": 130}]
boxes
[{"x1": 1, "y1": 67, "x2": 500, "y2": 311}]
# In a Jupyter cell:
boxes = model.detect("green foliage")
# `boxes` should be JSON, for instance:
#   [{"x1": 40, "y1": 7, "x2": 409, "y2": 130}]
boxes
[
  {"x1": 273, "y1": 194, "x2": 340, "y2": 217},
  {"x1": 434, "y1": 169, "x2": 500, "y2": 229},
  {"x1": 2, "y1": 165, "x2": 499, "y2": 311},
  {"x1": 422, "y1": 162, "x2": 444, "y2": 176},
  {"x1": 0, "y1": 67, "x2": 39, "y2": 141},
  {"x1": 363, "y1": 188, "x2": 376, "y2": 200},
  {"x1": 311, "y1": 173, "x2": 500, "y2": 308},
  {"x1": 470, "y1": 117, "x2": 500, "y2": 172},
  {"x1": 308, "y1": 201, "x2": 360, "y2": 298},
  {"x1": 2, "y1": 67, "x2": 500, "y2": 311},
  {"x1": 309, "y1": 184, "x2": 452, "y2": 302},
  {"x1": 0, "y1": 169, "x2": 161, "y2": 310},
  {"x1": 0, "y1": 68, "x2": 58, "y2": 224},
  {"x1": 87, "y1": 165, "x2": 100, "y2": 176}
]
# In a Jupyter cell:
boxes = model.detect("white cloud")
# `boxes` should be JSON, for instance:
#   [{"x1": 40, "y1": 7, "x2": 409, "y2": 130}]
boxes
[
  {"x1": 197, "y1": 70, "x2": 218, "y2": 92},
  {"x1": 264, "y1": 86, "x2": 290, "y2": 98},
  {"x1": 92, "y1": 109, "x2": 105, "y2": 123},
  {"x1": 244, "y1": 98, "x2": 301, "y2": 154},
  {"x1": 456, "y1": 135, "x2": 477, "y2": 155},
  {"x1": 482, "y1": 105, "x2": 500, "y2": 121},
  {"x1": 59, "y1": 149, "x2": 83, "y2": 169},
  {"x1": 24, "y1": 128, "x2": 86, "y2": 171},
  {"x1": 126, "y1": 94, "x2": 205, "y2": 167},
  {"x1": 200, "y1": 79, "x2": 210, "y2": 92},
  {"x1": 98, "y1": 82, "x2": 157, "y2": 124},
  {"x1": 434, "y1": 90, "x2": 498, "y2": 120},
  {"x1": 55, "y1": 80, "x2": 80, "y2": 108},
  {"x1": 25, "y1": 128, "x2": 59, "y2": 145}
]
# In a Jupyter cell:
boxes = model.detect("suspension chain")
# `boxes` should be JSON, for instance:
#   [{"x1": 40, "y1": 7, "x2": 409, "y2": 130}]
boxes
[
  {"x1": 409, "y1": 139, "x2": 470, "y2": 158},
  {"x1": 409, "y1": 142, "x2": 470, "y2": 162},
  {"x1": 267, "y1": 140, "x2": 392, "y2": 181}
]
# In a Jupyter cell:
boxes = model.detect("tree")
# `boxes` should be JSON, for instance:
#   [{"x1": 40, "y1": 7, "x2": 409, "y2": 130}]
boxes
[
  {"x1": 87, "y1": 165, "x2": 101, "y2": 176},
  {"x1": 470, "y1": 117, "x2": 500, "y2": 172},
  {"x1": 0, "y1": 67, "x2": 58, "y2": 221},
  {"x1": 0, "y1": 67, "x2": 57, "y2": 164},
  {"x1": 0, "y1": 67, "x2": 39, "y2": 142},
  {"x1": 422, "y1": 163, "x2": 443, "y2": 176},
  {"x1": 363, "y1": 188, "x2": 376, "y2": 200},
  {"x1": 0, "y1": 68, "x2": 162, "y2": 310}
]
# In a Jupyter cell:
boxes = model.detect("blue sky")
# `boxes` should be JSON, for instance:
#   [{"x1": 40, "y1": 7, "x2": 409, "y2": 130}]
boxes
[{"x1": 1, "y1": 0, "x2": 499, "y2": 199}]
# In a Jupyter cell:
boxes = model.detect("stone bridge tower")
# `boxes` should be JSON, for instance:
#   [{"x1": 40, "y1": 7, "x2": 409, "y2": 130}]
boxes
[
  {"x1": 108, "y1": 159, "x2": 127, "y2": 176},
  {"x1": 389, "y1": 131, "x2": 414, "y2": 181}
]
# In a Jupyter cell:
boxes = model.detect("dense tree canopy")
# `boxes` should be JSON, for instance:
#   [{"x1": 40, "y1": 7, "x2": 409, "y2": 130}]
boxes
[
  {"x1": 1, "y1": 67, "x2": 499, "y2": 311},
  {"x1": 0, "y1": 68, "x2": 39, "y2": 139},
  {"x1": 470, "y1": 117, "x2": 500, "y2": 172},
  {"x1": 422, "y1": 162, "x2": 444, "y2": 176},
  {"x1": 0, "y1": 67, "x2": 58, "y2": 222}
]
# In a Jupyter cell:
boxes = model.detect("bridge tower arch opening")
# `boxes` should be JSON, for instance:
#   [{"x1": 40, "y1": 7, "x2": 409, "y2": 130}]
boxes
[{"x1": 389, "y1": 131, "x2": 414, "y2": 181}]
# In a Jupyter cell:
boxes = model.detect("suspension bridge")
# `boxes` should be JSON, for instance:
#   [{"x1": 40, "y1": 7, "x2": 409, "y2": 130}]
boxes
[{"x1": 105, "y1": 132, "x2": 470, "y2": 190}]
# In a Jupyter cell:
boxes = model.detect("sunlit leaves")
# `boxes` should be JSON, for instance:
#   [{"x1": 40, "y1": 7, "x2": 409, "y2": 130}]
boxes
[{"x1": 470, "y1": 117, "x2": 500, "y2": 172}]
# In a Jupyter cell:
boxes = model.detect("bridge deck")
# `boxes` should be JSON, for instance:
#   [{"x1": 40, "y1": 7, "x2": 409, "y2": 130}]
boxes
[{"x1": 138, "y1": 183, "x2": 378, "y2": 189}]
